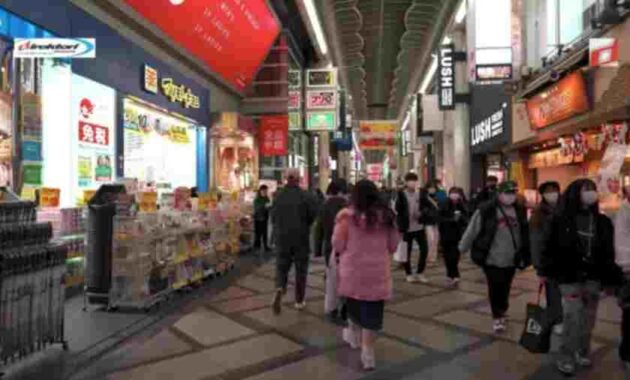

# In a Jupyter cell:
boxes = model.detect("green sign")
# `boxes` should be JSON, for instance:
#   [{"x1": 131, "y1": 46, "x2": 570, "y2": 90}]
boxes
[
  {"x1": 23, "y1": 163, "x2": 42, "y2": 186},
  {"x1": 289, "y1": 112, "x2": 302, "y2": 131},
  {"x1": 307, "y1": 111, "x2": 336, "y2": 131}
]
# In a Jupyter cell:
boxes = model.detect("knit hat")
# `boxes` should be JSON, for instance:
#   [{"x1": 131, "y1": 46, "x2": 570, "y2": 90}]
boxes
[{"x1": 497, "y1": 181, "x2": 518, "y2": 193}]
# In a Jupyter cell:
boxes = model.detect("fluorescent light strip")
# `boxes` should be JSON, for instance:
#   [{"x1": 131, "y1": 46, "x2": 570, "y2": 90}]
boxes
[
  {"x1": 304, "y1": 0, "x2": 328, "y2": 55},
  {"x1": 419, "y1": 56, "x2": 438, "y2": 94},
  {"x1": 455, "y1": 0, "x2": 467, "y2": 24},
  {"x1": 401, "y1": 111, "x2": 411, "y2": 131}
]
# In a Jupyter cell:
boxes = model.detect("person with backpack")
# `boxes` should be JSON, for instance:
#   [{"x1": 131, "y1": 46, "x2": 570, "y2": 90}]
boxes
[
  {"x1": 459, "y1": 181, "x2": 530, "y2": 333},
  {"x1": 438, "y1": 187, "x2": 469, "y2": 287},
  {"x1": 270, "y1": 169, "x2": 318, "y2": 314},
  {"x1": 541, "y1": 179, "x2": 621, "y2": 376}
]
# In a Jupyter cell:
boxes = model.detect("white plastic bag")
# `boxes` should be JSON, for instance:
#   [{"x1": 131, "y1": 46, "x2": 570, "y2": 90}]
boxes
[
  {"x1": 324, "y1": 257, "x2": 339, "y2": 314},
  {"x1": 394, "y1": 240, "x2": 408, "y2": 263}
]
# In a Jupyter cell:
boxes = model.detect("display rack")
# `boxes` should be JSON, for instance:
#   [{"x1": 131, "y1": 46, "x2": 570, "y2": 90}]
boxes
[{"x1": 0, "y1": 191, "x2": 68, "y2": 371}]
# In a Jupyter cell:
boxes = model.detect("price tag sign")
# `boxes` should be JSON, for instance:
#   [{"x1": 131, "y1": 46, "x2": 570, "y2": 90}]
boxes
[
  {"x1": 138, "y1": 191, "x2": 158, "y2": 212},
  {"x1": 40, "y1": 188, "x2": 60, "y2": 208}
]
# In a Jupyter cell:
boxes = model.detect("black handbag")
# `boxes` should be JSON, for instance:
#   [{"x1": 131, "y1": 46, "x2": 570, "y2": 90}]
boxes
[{"x1": 519, "y1": 284, "x2": 552, "y2": 354}]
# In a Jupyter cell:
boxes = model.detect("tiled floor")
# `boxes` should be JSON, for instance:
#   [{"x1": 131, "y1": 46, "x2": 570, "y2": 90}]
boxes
[{"x1": 68, "y1": 256, "x2": 628, "y2": 380}]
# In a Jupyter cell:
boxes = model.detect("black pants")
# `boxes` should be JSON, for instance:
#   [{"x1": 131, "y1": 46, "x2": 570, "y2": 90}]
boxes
[
  {"x1": 545, "y1": 279, "x2": 563, "y2": 325},
  {"x1": 275, "y1": 249, "x2": 309, "y2": 303},
  {"x1": 442, "y1": 243, "x2": 460, "y2": 279},
  {"x1": 483, "y1": 266, "x2": 516, "y2": 319},
  {"x1": 254, "y1": 220, "x2": 269, "y2": 249},
  {"x1": 403, "y1": 230, "x2": 429, "y2": 276},
  {"x1": 621, "y1": 308, "x2": 630, "y2": 362}
]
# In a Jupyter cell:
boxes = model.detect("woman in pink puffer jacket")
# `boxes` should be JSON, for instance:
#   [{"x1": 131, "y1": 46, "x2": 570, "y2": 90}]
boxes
[{"x1": 332, "y1": 179, "x2": 400, "y2": 371}]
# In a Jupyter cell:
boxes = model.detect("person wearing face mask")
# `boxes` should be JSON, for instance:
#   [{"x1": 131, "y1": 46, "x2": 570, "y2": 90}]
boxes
[
  {"x1": 530, "y1": 181, "x2": 564, "y2": 335},
  {"x1": 459, "y1": 181, "x2": 530, "y2": 333},
  {"x1": 438, "y1": 187, "x2": 469, "y2": 286},
  {"x1": 541, "y1": 179, "x2": 622, "y2": 376},
  {"x1": 423, "y1": 181, "x2": 442, "y2": 264},
  {"x1": 395, "y1": 172, "x2": 430, "y2": 283},
  {"x1": 615, "y1": 185, "x2": 630, "y2": 372},
  {"x1": 473, "y1": 175, "x2": 499, "y2": 209}
]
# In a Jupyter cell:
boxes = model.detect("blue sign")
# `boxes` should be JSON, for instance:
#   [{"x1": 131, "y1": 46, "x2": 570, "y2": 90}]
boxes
[{"x1": 22, "y1": 140, "x2": 42, "y2": 161}]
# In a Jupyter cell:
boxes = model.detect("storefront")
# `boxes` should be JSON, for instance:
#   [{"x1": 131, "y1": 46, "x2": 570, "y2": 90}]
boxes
[
  {"x1": 469, "y1": 84, "x2": 512, "y2": 191},
  {"x1": 511, "y1": 17, "x2": 630, "y2": 212},
  {"x1": 210, "y1": 112, "x2": 258, "y2": 192}
]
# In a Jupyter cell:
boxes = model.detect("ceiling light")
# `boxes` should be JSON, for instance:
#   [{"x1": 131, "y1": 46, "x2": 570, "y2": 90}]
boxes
[
  {"x1": 442, "y1": 36, "x2": 452, "y2": 45},
  {"x1": 303, "y1": 0, "x2": 328, "y2": 56},
  {"x1": 419, "y1": 57, "x2": 438, "y2": 94},
  {"x1": 455, "y1": 0, "x2": 467, "y2": 24}
]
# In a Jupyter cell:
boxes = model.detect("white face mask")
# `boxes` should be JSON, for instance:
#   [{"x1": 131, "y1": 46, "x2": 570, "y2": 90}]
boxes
[
  {"x1": 581, "y1": 190, "x2": 598, "y2": 206},
  {"x1": 499, "y1": 193, "x2": 517, "y2": 206},
  {"x1": 449, "y1": 193, "x2": 461, "y2": 202},
  {"x1": 542, "y1": 192, "x2": 559, "y2": 205}
]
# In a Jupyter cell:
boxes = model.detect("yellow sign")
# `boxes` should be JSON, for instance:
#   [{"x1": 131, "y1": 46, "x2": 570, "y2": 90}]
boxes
[
  {"x1": 161, "y1": 78, "x2": 200, "y2": 109},
  {"x1": 168, "y1": 125, "x2": 190, "y2": 144},
  {"x1": 143, "y1": 65, "x2": 158, "y2": 94},
  {"x1": 40, "y1": 188, "x2": 60, "y2": 208},
  {"x1": 138, "y1": 191, "x2": 158, "y2": 212},
  {"x1": 21, "y1": 187, "x2": 36, "y2": 201}
]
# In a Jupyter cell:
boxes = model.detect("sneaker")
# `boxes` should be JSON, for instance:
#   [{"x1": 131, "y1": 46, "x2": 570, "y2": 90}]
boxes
[
  {"x1": 294, "y1": 302, "x2": 307, "y2": 310},
  {"x1": 361, "y1": 349, "x2": 375, "y2": 371},
  {"x1": 417, "y1": 274, "x2": 430, "y2": 284},
  {"x1": 556, "y1": 360, "x2": 576, "y2": 376},
  {"x1": 553, "y1": 324, "x2": 564, "y2": 336},
  {"x1": 342, "y1": 327, "x2": 360, "y2": 349},
  {"x1": 447, "y1": 277, "x2": 460, "y2": 287},
  {"x1": 406, "y1": 275, "x2": 419, "y2": 283},
  {"x1": 272, "y1": 289, "x2": 283, "y2": 315},
  {"x1": 574, "y1": 353, "x2": 592, "y2": 368},
  {"x1": 493, "y1": 319, "x2": 506, "y2": 333}
]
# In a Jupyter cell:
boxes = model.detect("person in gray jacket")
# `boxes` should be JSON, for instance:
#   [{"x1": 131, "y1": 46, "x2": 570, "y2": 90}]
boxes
[
  {"x1": 270, "y1": 169, "x2": 317, "y2": 314},
  {"x1": 530, "y1": 181, "x2": 563, "y2": 335},
  {"x1": 459, "y1": 181, "x2": 530, "y2": 333}
]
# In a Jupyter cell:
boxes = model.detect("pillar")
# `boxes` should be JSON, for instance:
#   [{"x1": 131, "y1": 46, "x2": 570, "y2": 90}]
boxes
[
  {"x1": 318, "y1": 132, "x2": 330, "y2": 192},
  {"x1": 452, "y1": 26, "x2": 471, "y2": 194}
]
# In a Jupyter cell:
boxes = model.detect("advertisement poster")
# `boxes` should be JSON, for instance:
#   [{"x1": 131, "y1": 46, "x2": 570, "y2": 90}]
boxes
[
  {"x1": 123, "y1": 99, "x2": 197, "y2": 189},
  {"x1": 597, "y1": 143, "x2": 626, "y2": 195},
  {"x1": 78, "y1": 156, "x2": 92, "y2": 187},
  {"x1": 289, "y1": 112, "x2": 302, "y2": 131},
  {"x1": 21, "y1": 92, "x2": 42, "y2": 138},
  {"x1": 0, "y1": 91, "x2": 13, "y2": 187},
  {"x1": 71, "y1": 74, "x2": 117, "y2": 197},
  {"x1": 138, "y1": 191, "x2": 158, "y2": 212},
  {"x1": 306, "y1": 111, "x2": 336, "y2": 131},
  {"x1": 358, "y1": 121, "x2": 397, "y2": 150},
  {"x1": 307, "y1": 90, "x2": 337, "y2": 109},
  {"x1": 260, "y1": 115, "x2": 288, "y2": 156},
  {"x1": 23, "y1": 163, "x2": 42, "y2": 186},
  {"x1": 123, "y1": 0, "x2": 280, "y2": 91},
  {"x1": 22, "y1": 140, "x2": 42, "y2": 161},
  {"x1": 40, "y1": 188, "x2": 60, "y2": 208}
]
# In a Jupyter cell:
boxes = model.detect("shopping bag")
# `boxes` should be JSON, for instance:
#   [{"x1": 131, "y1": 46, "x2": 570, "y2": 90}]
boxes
[
  {"x1": 519, "y1": 284, "x2": 552, "y2": 354},
  {"x1": 394, "y1": 241, "x2": 408, "y2": 263}
]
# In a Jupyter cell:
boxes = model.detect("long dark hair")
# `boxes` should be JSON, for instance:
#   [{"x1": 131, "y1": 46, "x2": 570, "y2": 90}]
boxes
[
  {"x1": 351, "y1": 179, "x2": 395, "y2": 228},
  {"x1": 449, "y1": 186, "x2": 467, "y2": 203},
  {"x1": 559, "y1": 178, "x2": 598, "y2": 218}
]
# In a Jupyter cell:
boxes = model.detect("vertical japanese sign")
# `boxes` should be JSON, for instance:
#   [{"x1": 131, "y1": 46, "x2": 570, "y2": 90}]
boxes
[
  {"x1": 260, "y1": 115, "x2": 288, "y2": 156},
  {"x1": 72, "y1": 75, "x2": 116, "y2": 191},
  {"x1": 438, "y1": 44, "x2": 455, "y2": 110}
]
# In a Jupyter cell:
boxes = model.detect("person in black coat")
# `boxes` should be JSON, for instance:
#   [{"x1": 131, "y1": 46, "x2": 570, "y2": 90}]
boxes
[
  {"x1": 423, "y1": 181, "x2": 442, "y2": 263},
  {"x1": 395, "y1": 172, "x2": 430, "y2": 283},
  {"x1": 438, "y1": 187, "x2": 469, "y2": 286},
  {"x1": 541, "y1": 178, "x2": 622, "y2": 376}
]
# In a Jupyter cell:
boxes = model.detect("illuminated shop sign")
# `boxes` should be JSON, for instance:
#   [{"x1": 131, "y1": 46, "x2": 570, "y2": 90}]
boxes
[
  {"x1": 475, "y1": 64, "x2": 512, "y2": 81},
  {"x1": 471, "y1": 103, "x2": 506, "y2": 146},
  {"x1": 306, "y1": 69, "x2": 337, "y2": 87},
  {"x1": 438, "y1": 44, "x2": 455, "y2": 110},
  {"x1": 142, "y1": 64, "x2": 201, "y2": 109},
  {"x1": 14, "y1": 38, "x2": 96, "y2": 58},
  {"x1": 307, "y1": 90, "x2": 336, "y2": 109}
]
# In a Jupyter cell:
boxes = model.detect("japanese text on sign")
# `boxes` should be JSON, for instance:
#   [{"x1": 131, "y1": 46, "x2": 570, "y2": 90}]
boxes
[
  {"x1": 307, "y1": 91, "x2": 336, "y2": 109},
  {"x1": 161, "y1": 78, "x2": 201, "y2": 109}
]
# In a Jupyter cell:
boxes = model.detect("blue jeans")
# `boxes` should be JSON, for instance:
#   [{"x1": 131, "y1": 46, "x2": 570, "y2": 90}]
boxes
[{"x1": 559, "y1": 281, "x2": 600, "y2": 363}]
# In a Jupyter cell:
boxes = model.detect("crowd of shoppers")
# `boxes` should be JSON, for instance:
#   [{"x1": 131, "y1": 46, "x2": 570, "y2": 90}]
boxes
[{"x1": 262, "y1": 169, "x2": 630, "y2": 375}]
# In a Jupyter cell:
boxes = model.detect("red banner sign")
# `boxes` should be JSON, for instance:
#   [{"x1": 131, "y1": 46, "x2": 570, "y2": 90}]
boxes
[
  {"x1": 124, "y1": 0, "x2": 280, "y2": 92},
  {"x1": 526, "y1": 71, "x2": 590, "y2": 130},
  {"x1": 260, "y1": 115, "x2": 288, "y2": 157},
  {"x1": 78, "y1": 121, "x2": 109, "y2": 146}
]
